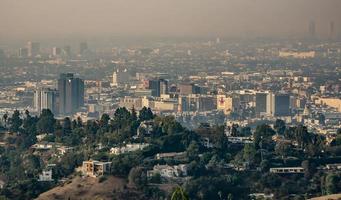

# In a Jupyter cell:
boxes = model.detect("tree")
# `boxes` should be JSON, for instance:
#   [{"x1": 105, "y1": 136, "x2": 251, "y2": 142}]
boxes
[
  {"x1": 240, "y1": 127, "x2": 251, "y2": 136},
  {"x1": 301, "y1": 160, "x2": 316, "y2": 179},
  {"x1": 139, "y1": 107, "x2": 154, "y2": 121},
  {"x1": 36, "y1": 109, "x2": 55, "y2": 133},
  {"x1": 9, "y1": 110, "x2": 22, "y2": 132},
  {"x1": 171, "y1": 186, "x2": 189, "y2": 200},
  {"x1": 275, "y1": 141, "x2": 291, "y2": 158},
  {"x1": 22, "y1": 110, "x2": 38, "y2": 135},
  {"x1": 294, "y1": 125, "x2": 310, "y2": 149},
  {"x1": 76, "y1": 117, "x2": 83, "y2": 128},
  {"x1": 230, "y1": 124, "x2": 239, "y2": 136},
  {"x1": 254, "y1": 124, "x2": 275, "y2": 150},
  {"x1": 324, "y1": 173, "x2": 339, "y2": 194},
  {"x1": 128, "y1": 167, "x2": 147, "y2": 189},
  {"x1": 337, "y1": 128, "x2": 341, "y2": 135},
  {"x1": 62, "y1": 117, "x2": 72, "y2": 136},
  {"x1": 100, "y1": 113, "x2": 110, "y2": 127},
  {"x1": 131, "y1": 106, "x2": 138, "y2": 121},
  {"x1": 2, "y1": 112, "x2": 8, "y2": 128},
  {"x1": 186, "y1": 141, "x2": 200, "y2": 161},
  {"x1": 274, "y1": 119, "x2": 286, "y2": 135},
  {"x1": 242, "y1": 144, "x2": 257, "y2": 165}
]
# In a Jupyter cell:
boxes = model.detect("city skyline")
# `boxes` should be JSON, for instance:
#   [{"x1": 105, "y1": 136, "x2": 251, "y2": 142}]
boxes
[{"x1": 0, "y1": 0, "x2": 340, "y2": 41}]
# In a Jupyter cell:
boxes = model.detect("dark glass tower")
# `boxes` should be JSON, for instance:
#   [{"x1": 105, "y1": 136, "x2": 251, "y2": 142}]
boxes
[
  {"x1": 148, "y1": 79, "x2": 168, "y2": 97},
  {"x1": 58, "y1": 73, "x2": 84, "y2": 115}
]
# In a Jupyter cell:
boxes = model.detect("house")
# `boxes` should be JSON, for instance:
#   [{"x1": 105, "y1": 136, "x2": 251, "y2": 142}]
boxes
[
  {"x1": 31, "y1": 142, "x2": 54, "y2": 150},
  {"x1": 249, "y1": 193, "x2": 274, "y2": 200},
  {"x1": 147, "y1": 164, "x2": 187, "y2": 178},
  {"x1": 228, "y1": 136, "x2": 253, "y2": 144},
  {"x1": 110, "y1": 143, "x2": 149, "y2": 155},
  {"x1": 0, "y1": 179, "x2": 5, "y2": 189},
  {"x1": 36, "y1": 133, "x2": 49, "y2": 142},
  {"x1": 269, "y1": 167, "x2": 304, "y2": 174},
  {"x1": 57, "y1": 146, "x2": 74, "y2": 155},
  {"x1": 155, "y1": 152, "x2": 186, "y2": 160},
  {"x1": 38, "y1": 170, "x2": 53, "y2": 182},
  {"x1": 82, "y1": 160, "x2": 111, "y2": 177},
  {"x1": 137, "y1": 120, "x2": 154, "y2": 136},
  {"x1": 201, "y1": 137, "x2": 214, "y2": 148},
  {"x1": 325, "y1": 163, "x2": 341, "y2": 170}
]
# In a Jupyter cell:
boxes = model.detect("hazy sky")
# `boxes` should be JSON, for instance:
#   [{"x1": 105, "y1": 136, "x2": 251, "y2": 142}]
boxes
[{"x1": 0, "y1": 0, "x2": 340, "y2": 40}]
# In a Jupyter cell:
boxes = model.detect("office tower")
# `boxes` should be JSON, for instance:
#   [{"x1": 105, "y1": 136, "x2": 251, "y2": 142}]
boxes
[
  {"x1": 148, "y1": 79, "x2": 168, "y2": 97},
  {"x1": 267, "y1": 93, "x2": 291, "y2": 117},
  {"x1": 255, "y1": 92, "x2": 268, "y2": 117},
  {"x1": 0, "y1": 49, "x2": 5, "y2": 66},
  {"x1": 178, "y1": 95, "x2": 198, "y2": 112},
  {"x1": 309, "y1": 21, "x2": 316, "y2": 39},
  {"x1": 330, "y1": 21, "x2": 335, "y2": 39},
  {"x1": 63, "y1": 45, "x2": 71, "y2": 57},
  {"x1": 58, "y1": 73, "x2": 84, "y2": 115},
  {"x1": 112, "y1": 68, "x2": 130, "y2": 86},
  {"x1": 79, "y1": 42, "x2": 88, "y2": 55},
  {"x1": 18, "y1": 48, "x2": 28, "y2": 58},
  {"x1": 34, "y1": 88, "x2": 57, "y2": 114},
  {"x1": 52, "y1": 47, "x2": 61, "y2": 57},
  {"x1": 27, "y1": 41, "x2": 40, "y2": 57}
]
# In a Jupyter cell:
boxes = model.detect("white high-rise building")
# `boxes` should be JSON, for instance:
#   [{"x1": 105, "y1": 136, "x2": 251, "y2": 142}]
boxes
[
  {"x1": 112, "y1": 68, "x2": 129, "y2": 86},
  {"x1": 34, "y1": 88, "x2": 57, "y2": 114},
  {"x1": 27, "y1": 41, "x2": 40, "y2": 57},
  {"x1": 266, "y1": 92, "x2": 291, "y2": 117}
]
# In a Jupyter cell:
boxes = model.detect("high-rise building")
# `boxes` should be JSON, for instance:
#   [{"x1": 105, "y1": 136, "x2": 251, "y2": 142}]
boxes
[
  {"x1": 27, "y1": 41, "x2": 40, "y2": 57},
  {"x1": 178, "y1": 83, "x2": 205, "y2": 95},
  {"x1": 112, "y1": 68, "x2": 130, "y2": 86},
  {"x1": 309, "y1": 21, "x2": 316, "y2": 39},
  {"x1": 148, "y1": 79, "x2": 168, "y2": 97},
  {"x1": 52, "y1": 47, "x2": 62, "y2": 57},
  {"x1": 34, "y1": 88, "x2": 57, "y2": 114},
  {"x1": 266, "y1": 93, "x2": 291, "y2": 117},
  {"x1": 255, "y1": 92, "x2": 268, "y2": 117},
  {"x1": 330, "y1": 21, "x2": 335, "y2": 39},
  {"x1": 63, "y1": 45, "x2": 71, "y2": 57},
  {"x1": 79, "y1": 42, "x2": 88, "y2": 55},
  {"x1": 58, "y1": 73, "x2": 84, "y2": 115},
  {"x1": 18, "y1": 48, "x2": 28, "y2": 58}
]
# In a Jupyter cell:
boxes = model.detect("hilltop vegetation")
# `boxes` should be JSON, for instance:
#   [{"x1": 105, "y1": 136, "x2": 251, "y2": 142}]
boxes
[{"x1": 0, "y1": 108, "x2": 340, "y2": 199}]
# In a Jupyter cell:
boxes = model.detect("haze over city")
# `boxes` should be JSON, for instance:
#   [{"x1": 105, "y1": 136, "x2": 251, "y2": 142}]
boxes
[
  {"x1": 1, "y1": 0, "x2": 340, "y2": 41},
  {"x1": 0, "y1": 1, "x2": 341, "y2": 200}
]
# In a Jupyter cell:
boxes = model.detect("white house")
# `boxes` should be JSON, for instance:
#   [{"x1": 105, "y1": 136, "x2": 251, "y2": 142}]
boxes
[
  {"x1": 38, "y1": 170, "x2": 53, "y2": 182},
  {"x1": 269, "y1": 167, "x2": 304, "y2": 174},
  {"x1": 110, "y1": 143, "x2": 149, "y2": 155},
  {"x1": 147, "y1": 164, "x2": 187, "y2": 178}
]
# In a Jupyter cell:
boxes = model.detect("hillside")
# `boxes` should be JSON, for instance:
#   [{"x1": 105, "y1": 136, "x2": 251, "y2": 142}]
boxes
[
  {"x1": 35, "y1": 176, "x2": 130, "y2": 200},
  {"x1": 309, "y1": 194, "x2": 341, "y2": 200}
]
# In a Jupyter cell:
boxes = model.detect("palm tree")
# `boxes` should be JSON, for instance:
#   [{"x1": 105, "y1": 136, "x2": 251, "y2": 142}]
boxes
[
  {"x1": 171, "y1": 186, "x2": 189, "y2": 200},
  {"x1": 2, "y1": 112, "x2": 8, "y2": 128}
]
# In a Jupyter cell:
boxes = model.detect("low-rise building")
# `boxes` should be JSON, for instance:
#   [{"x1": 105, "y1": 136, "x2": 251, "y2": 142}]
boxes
[
  {"x1": 269, "y1": 167, "x2": 304, "y2": 174},
  {"x1": 110, "y1": 143, "x2": 149, "y2": 155},
  {"x1": 137, "y1": 120, "x2": 154, "y2": 136},
  {"x1": 147, "y1": 164, "x2": 187, "y2": 178},
  {"x1": 31, "y1": 142, "x2": 54, "y2": 150},
  {"x1": 155, "y1": 152, "x2": 186, "y2": 160},
  {"x1": 82, "y1": 160, "x2": 111, "y2": 177},
  {"x1": 38, "y1": 170, "x2": 53, "y2": 182}
]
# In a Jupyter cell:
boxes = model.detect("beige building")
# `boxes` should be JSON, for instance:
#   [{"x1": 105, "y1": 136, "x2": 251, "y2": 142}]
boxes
[
  {"x1": 119, "y1": 96, "x2": 143, "y2": 110},
  {"x1": 82, "y1": 160, "x2": 111, "y2": 177},
  {"x1": 217, "y1": 95, "x2": 239, "y2": 114},
  {"x1": 279, "y1": 51, "x2": 315, "y2": 59},
  {"x1": 315, "y1": 97, "x2": 341, "y2": 112}
]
